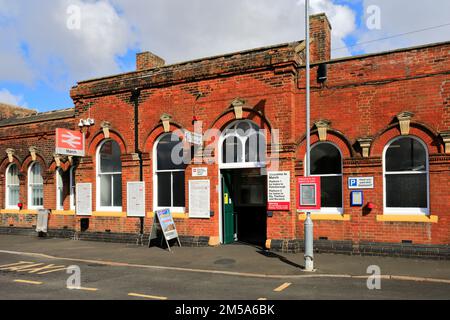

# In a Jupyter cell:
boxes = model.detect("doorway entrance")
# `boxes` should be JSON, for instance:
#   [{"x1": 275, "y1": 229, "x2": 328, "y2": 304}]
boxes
[{"x1": 221, "y1": 169, "x2": 267, "y2": 246}]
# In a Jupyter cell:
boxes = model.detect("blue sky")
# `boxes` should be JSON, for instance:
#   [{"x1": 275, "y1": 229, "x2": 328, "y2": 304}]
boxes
[{"x1": 0, "y1": 0, "x2": 449, "y2": 113}]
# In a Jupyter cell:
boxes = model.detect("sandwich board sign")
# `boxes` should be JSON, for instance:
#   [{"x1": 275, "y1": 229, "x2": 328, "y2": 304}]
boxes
[
  {"x1": 148, "y1": 209, "x2": 181, "y2": 252},
  {"x1": 56, "y1": 128, "x2": 85, "y2": 157}
]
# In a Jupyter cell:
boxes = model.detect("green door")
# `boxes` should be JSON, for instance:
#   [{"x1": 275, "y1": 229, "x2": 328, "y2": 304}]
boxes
[{"x1": 222, "y1": 172, "x2": 235, "y2": 244}]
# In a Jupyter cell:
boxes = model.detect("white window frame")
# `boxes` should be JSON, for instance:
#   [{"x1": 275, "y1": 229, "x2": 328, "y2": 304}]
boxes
[
  {"x1": 307, "y1": 141, "x2": 344, "y2": 214},
  {"x1": 69, "y1": 166, "x2": 76, "y2": 210},
  {"x1": 5, "y1": 163, "x2": 20, "y2": 209},
  {"x1": 56, "y1": 168, "x2": 64, "y2": 210},
  {"x1": 28, "y1": 162, "x2": 44, "y2": 210},
  {"x1": 383, "y1": 136, "x2": 430, "y2": 215},
  {"x1": 96, "y1": 140, "x2": 123, "y2": 212},
  {"x1": 218, "y1": 120, "x2": 267, "y2": 170},
  {"x1": 153, "y1": 133, "x2": 186, "y2": 213}
]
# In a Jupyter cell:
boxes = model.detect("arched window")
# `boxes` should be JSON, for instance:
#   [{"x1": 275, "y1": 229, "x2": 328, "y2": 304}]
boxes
[
  {"x1": 310, "y1": 142, "x2": 343, "y2": 212},
  {"x1": 97, "y1": 140, "x2": 122, "y2": 211},
  {"x1": 56, "y1": 168, "x2": 64, "y2": 210},
  {"x1": 70, "y1": 167, "x2": 76, "y2": 210},
  {"x1": 221, "y1": 120, "x2": 266, "y2": 168},
  {"x1": 6, "y1": 164, "x2": 20, "y2": 209},
  {"x1": 28, "y1": 162, "x2": 44, "y2": 209},
  {"x1": 384, "y1": 136, "x2": 429, "y2": 214},
  {"x1": 154, "y1": 133, "x2": 187, "y2": 211}
]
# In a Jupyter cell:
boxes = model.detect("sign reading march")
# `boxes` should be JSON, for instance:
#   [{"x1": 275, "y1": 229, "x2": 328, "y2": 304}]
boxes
[
  {"x1": 149, "y1": 209, "x2": 181, "y2": 252},
  {"x1": 56, "y1": 128, "x2": 85, "y2": 157},
  {"x1": 268, "y1": 171, "x2": 291, "y2": 211}
]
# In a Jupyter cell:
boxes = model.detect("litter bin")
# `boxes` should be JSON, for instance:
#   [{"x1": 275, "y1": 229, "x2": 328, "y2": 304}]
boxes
[{"x1": 36, "y1": 209, "x2": 51, "y2": 237}]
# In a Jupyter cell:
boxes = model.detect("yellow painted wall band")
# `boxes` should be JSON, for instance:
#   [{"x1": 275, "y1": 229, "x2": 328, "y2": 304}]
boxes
[
  {"x1": 298, "y1": 214, "x2": 351, "y2": 221},
  {"x1": 376, "y1": 215, "x2": 438, "y2": 223},
  {"x1": 146, "y1": 212, "x2": 188, "y2": 219}
]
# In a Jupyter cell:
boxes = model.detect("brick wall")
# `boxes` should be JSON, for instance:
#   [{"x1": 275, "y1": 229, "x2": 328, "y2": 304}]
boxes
[{"x1": 0, "y1": 15, "x2": 449, "y2": 254}]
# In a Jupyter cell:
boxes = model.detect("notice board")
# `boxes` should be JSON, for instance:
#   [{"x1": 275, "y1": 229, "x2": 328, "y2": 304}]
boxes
[
  {"x1": 127, "y1": 182, "x2": 146, "y2": 217},
  {"x1": 76, "y1": 183, "x2": 92, "y2": 216},
  {"x1": 189, "y1": 180, "x2": 211, "y2": 219},
  {"x1": 267, "y1": 171, "x2": 291, "y2": 211}
]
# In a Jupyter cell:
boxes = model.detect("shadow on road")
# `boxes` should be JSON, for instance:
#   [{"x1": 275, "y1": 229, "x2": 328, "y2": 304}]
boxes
[{"x1": 256, "y1": 250, "x2": 305, "y2": 270}]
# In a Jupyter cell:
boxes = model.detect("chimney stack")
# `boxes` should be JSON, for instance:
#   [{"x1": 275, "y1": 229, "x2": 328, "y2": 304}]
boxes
[
  {"x1": 136, "y1": 52, "x2": 165, "y2": 71},
  {"x1": 310, "y1": 13, "x2": 332, "y2": 62}
]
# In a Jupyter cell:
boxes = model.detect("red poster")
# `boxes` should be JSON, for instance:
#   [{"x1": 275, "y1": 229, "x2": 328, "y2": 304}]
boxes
[
  {"x1": 56, "y1": 128, "x2": 85, "y2": 157},
  {"x1": 297, "y1": 176, "x2": 321, "y2": 211}
]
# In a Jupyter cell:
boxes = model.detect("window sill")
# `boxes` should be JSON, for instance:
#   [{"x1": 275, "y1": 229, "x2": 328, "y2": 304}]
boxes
[
  {"x1": 52, "y1": 210, "x2": 76, "y2": 216},
  {"x1": 147, "y1": 212, "x2": 188, "y2": 219},
  {"x1": 377, "y1": 215, "x2": 438, "y2": 223},
  {"x1": 298, "y1": 214, "x2": 351, "y2": 221},
  {"x1": 0, "y1": 209, "x2": 37, "y2": 215},
  {"x1": 92, "y1": 212, "x2": 127, "y2": 218}
]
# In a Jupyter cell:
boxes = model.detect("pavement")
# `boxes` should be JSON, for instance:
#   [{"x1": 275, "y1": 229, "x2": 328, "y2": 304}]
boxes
[
  {"x1": 0, "y1": 235, "x2": 449, "y2": 300},
  {"x1": 0, "y1": 234, "x2": 449, "y2": 280}
]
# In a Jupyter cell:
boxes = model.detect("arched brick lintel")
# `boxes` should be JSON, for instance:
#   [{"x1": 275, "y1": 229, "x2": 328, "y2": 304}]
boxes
[
  {"x1": 371, "y1": 123, "x2": 441, "y2": 155},
  {"x1": 87, "y1": 129, "x2": 128, "y2": 156},
  {"x1": 296, "y1": 130, "x2": 354, "y2": 160}
]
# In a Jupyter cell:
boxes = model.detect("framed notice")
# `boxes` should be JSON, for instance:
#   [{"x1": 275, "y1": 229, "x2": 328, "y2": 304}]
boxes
[
  {"x1": 297, "y1": 177, "x2": 321, "y2": 211},
  {"x1": 127, "y1": 182, "x2": 146, "y2": 217},
  {"x1": 267, "y1": 171, "x2": 291, "y2": 211},
  {"x1": 189, "y1": 180, "x2": 211, "y2": 219},
  {"x1": 76, "y1": 183, "x2": 92, "y2": 216}
]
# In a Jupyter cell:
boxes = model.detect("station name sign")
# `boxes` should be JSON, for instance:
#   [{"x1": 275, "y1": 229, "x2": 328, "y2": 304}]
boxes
[{"x1": 55, "y1": 128, "x2": 85, "y2": 157}]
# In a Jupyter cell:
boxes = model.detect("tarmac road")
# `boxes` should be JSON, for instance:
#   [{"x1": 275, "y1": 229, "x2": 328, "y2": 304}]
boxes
[{"x1": 1, "y1": 249, "x2": 449, "y2": 300}]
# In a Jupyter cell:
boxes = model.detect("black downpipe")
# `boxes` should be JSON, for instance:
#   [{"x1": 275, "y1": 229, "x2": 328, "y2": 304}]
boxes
[{"x1": 132, "y1": 88, "x2": 144, "y2": 235}]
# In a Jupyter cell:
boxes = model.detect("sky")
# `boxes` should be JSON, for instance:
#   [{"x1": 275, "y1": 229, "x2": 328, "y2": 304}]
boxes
[{"x1": 0, "y1": 0, "x2": 449, "y2": 112}]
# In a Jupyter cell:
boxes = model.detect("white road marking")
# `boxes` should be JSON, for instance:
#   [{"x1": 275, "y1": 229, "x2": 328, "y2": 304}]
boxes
[
  {"x1": 128, "y1": 293, "x2": 168, "y2": 300},
  {"x1": 274, "y1": 282, "x2": 292, "y2": 292},
  {"x1": 67, "y1": 286, "x2": 99, "y2": 291},
  {"x1": 14, "y1": 279, "x2": 42, "y2": 285}
]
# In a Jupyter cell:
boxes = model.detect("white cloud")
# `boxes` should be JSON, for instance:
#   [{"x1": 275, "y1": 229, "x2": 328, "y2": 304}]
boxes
[
  {"x1": 0, "y1": 0, "x2": 136, "y2": 87},
  {"x1": 298, "y1": 0, "x2": 357, "y2": 57},
  {"x1": 2, "y1": 0, "x2": 449, "y2": 95},
  {"x1": 0, "y1": 89, "x2": 27, "y2": 107},
  {"x1": 112, "y1": 0, "x2": 357, "y2": 63},
  {"x1": 0, "y1": 0, "x2": 358, "y2": 88},
  {"x1": 353, "y1": 0, "x2": 450, "y2": 54}
]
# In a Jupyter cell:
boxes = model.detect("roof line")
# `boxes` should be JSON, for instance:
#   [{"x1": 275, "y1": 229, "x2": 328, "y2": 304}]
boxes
[
  {"x1": 314, "y1": 40, "x2": 450, "y2": 66},
  {"x1": 75, "y1": 41, "x2": 303, "y2": 85}
]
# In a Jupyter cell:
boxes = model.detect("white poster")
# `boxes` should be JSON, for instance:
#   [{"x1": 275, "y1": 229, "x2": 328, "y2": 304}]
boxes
[
  {"x1": 76, "y1": 183, "x2": 92, "y2": 216},
  {"x1": 127, "y1": 182, "x2": 146, "y2": 217},
  {"x1": 267, "y1": 171, "x2": 291, "y2": 211},
  {"x1": 189, "y1": 180, "x2": 211, "y2": 219}
]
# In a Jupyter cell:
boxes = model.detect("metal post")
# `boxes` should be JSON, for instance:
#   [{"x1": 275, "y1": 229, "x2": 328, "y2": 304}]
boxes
[{"x1": 304, "y1": 0, "x2": 314, "y2": 272}]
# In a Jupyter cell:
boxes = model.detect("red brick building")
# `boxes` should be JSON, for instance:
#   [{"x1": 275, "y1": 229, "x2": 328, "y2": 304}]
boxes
[{"x1": 1, "y1": 14, "x2": 449, "y2": 258}]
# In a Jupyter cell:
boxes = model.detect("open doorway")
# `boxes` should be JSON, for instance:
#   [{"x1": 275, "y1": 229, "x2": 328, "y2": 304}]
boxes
[{"x1": 221, "y1": 168, "x2": 267, "y2": 246}]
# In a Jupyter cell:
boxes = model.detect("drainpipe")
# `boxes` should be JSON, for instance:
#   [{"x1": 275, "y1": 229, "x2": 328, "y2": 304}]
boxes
[{"x1": 131, "y1": 88, "x2": 144, "y2": 236}]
